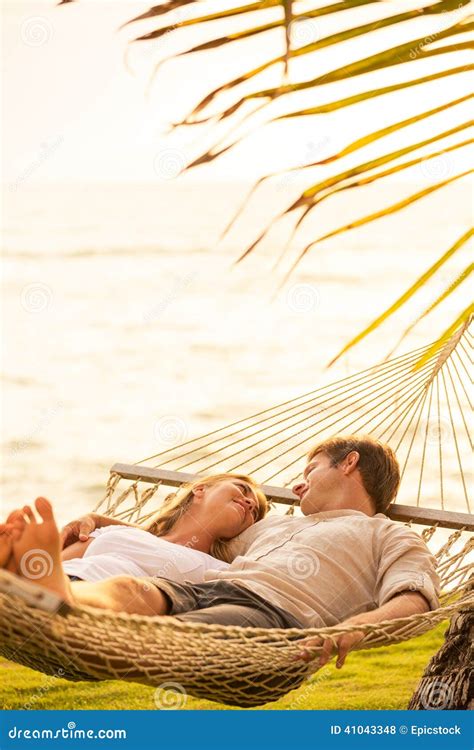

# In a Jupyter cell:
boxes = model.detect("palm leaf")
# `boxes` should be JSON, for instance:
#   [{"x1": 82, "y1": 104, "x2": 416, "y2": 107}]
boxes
[
  {"x1": 386, "y1": 263, "x2": 474, "y2": 358},
  {"x1": 189, "y1": 90, "x2": 471, "y2": 168},
  {"x1": 145, "y1": 0, "x2": 469, "y2": 124},
  {"x1": 137, "y1": 1, "x2": 470, "y2": 125},
  {"x1": 280, "y1": 170, "x2": 472, "y2": 290},
  {"x1": 415, "y1": 306, "x2": 474, "y2": 369},
  {"x1": 58, "y1": 0, "x2": 474, "y2": 356},
  {"x1": 249, "y1": 18, "x2": 473, "y2": 100},
  {"x1": 316, "y1": 94, "x2": 472, "y2": 166},
  {"x1": 277, "y1": 65, "x2": 473, "y2": 119},
  {"x1": 328, "y1": 230, "x2": 473, "y2": 365},
  {"x1": 233, "y1": 122, "x2": 472, "y2": 263}
]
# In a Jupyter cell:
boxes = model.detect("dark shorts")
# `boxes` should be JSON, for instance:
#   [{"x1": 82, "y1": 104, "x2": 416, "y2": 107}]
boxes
[{"x1": 146, "y1": 577, "x2": 303, "y2": 629}]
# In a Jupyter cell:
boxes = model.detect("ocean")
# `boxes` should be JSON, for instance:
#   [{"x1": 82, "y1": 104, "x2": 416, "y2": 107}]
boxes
[{"x1": 2, "y1": 178, "x2": 471, "y2": 525}]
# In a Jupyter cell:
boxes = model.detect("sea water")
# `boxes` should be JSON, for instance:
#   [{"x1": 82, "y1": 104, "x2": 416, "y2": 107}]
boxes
[{"x1": 2, "y1": 179, "x2": 471, "y2": 523}]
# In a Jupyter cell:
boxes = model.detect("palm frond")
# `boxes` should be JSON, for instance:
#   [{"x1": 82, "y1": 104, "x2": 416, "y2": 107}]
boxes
[
  {"x1": 415, "y1": 306, "x2": 474, "y2": 369},
  {"x1": 233, "y1": 122, "x2": 472, "y2": 263},
  {"x1": 185, "y1": 12, "x2": 472, "y2": 126},
  {"x1": 59, "y1": 0, "x2": 474, "y2": 357},
  {"x1": 386, "y1": 263, "x2": 473, "y2": 358},
  {"x1": 280, "y1": 170, "x2": 472, "y2": 288},
  {"x1": 328, "y1": 229, "x2": 473, "y2": 365}
]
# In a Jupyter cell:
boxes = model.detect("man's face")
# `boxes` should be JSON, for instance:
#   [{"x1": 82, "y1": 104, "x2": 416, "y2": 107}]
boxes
[{"x1": 292, "y1": 452, "x2": 342, "y2": 515}]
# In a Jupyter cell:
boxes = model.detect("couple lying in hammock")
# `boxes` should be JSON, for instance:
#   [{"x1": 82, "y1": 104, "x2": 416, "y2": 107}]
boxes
[{"x1": 0, "y1": 435, "x2": 440, "y2": 667}]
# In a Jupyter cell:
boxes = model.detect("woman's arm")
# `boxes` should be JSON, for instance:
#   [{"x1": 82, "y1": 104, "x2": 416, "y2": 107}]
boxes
[{"x1": 61, "y1": 512, "x2": 140, "y2": 548}]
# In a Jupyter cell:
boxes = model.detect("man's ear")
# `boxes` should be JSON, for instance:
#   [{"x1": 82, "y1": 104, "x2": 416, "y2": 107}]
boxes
[
  {"x1": 341, "y1": 451, "x2": 360, "y2": 475},
  {"x1": 191, "y1": 484, "x2": 206, "y2": 502}
]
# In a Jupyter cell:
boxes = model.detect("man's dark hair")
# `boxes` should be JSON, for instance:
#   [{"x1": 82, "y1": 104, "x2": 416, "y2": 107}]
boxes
[{"x1": 308, "y1": 435, "x2": 400, "y2": 514}]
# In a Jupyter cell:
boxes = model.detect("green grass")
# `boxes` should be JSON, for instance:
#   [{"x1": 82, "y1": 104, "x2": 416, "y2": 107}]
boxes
[{"x1": 0, "y1": 624, "x2": 445, "y2": 710}]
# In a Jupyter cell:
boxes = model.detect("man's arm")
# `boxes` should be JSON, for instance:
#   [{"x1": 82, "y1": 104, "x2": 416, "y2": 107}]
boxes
[
  {"x1": 297, "y1": 524, "x2": 439, "y2": 669},
  {"x1": 297, "y1": 591, "x2": 429, "y2": 669},
  {"x1": 61, "y1": 513, "x2": 140, "y2": 548}
]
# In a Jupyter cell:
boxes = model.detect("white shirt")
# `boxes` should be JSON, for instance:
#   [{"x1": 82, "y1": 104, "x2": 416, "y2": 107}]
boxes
[
  {"x1": 204, "y1": 510, "x2": 440, "y2": 628},
  {"x1": 63, "y1": 525, "x2": 229, "y2": 584}
]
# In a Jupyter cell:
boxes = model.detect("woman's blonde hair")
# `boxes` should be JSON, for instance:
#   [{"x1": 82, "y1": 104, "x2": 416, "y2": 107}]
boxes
[{"x1": 144, "y1": 473, "x2": 268, "y2": 563}]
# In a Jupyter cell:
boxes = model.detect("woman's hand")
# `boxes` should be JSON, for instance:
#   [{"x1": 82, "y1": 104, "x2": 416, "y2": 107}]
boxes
[
  {"x1": 60, "y1": 514, "x2": 99, "y2": 548},
  {"x1": 295, "y1": 613, "x2": 372, "y2": 669}
]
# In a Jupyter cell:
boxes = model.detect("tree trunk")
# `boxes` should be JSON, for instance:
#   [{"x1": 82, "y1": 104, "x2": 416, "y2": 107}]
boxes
[{"x1": 408, "y1": 601, "x2": 473, "y2": 710}]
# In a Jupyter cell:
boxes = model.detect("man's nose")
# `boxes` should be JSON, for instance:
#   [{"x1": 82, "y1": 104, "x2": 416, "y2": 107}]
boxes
[{"x1": 292, "y1": 482, "x2": 307, "y2": 498}]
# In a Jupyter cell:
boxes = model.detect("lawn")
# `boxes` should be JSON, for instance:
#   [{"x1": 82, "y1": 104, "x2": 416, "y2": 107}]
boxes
[{"x1": 0, "y1": 624, "x2": 445, "y2": 710}]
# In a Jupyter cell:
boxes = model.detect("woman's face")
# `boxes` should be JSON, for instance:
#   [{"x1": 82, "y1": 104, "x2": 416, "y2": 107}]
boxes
[{"x1": 195, "y1": 479, "x2": 261, "y2": 539}]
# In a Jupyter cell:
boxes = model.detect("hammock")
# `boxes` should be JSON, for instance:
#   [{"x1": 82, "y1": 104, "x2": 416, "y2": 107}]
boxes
[{"x1": 1, "y1": 322, "x2": 472, "y2": 708}]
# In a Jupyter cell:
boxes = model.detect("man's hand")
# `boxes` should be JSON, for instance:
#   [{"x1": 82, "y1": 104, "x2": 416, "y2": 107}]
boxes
[
  {"x1": 60, "y1": 514, "x2": 98, "y2": 548},
  {"x1": 296, "y1": 613, "x2": 371, "y2": 669},
  {"x1": 294, "y1": 591, "x2": 430, "y2": 669},
  {"x1": 60, "y1": 513, "x2": 139, "y2": 549}
]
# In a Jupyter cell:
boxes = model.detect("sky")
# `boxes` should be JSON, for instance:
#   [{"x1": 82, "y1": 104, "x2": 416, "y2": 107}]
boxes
[{"x1": 2, "y1": 0, "x2": 472, "y2": 184}]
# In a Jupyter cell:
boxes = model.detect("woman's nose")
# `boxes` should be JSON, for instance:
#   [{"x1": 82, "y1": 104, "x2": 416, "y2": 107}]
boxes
[{"x1": 292, "y1": 482, "x2": 307, "y2": 498}]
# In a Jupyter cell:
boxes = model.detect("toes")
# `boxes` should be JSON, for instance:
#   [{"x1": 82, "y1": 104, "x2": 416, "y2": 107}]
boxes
[
  {"x1": 11, "y1": 516, "x2": 26, "y2": 534},
  {"x1": 10, "y1": 526, "x2": 23, "y2": 542},
  {"x1": 6, "y1": 510, "x2": 23, "y2": 525},
  {"x1": 35, "y1": 497, "x2": 54, "y2": 522},
  {"x1": 22, "y1": 505, "x2": 36, "y2": 524}
]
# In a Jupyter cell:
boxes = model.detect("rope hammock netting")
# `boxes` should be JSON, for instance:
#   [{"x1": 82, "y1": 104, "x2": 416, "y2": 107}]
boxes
[{"x1": 0, "y1": 321, "x2": 472, "y2": 707}]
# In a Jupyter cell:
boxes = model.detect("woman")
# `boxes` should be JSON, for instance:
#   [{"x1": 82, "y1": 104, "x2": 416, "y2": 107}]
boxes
[{"x1": 0, "y1": 475, "x2": 268, "y2": 603}]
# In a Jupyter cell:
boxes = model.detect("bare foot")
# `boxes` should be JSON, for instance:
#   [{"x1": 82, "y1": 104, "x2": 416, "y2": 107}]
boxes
[
  {"x1": 11, "y1": 497, "x2": 73, "y2": 605},
  {"x1": 0, "y1": 524, "x2": 14, "y2": 567},
  {"x1": 0, "y1": 511, "x2": 25, "y2": 572}
]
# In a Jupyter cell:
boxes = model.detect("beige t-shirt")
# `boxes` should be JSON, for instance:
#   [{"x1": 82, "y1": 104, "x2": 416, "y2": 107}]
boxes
[{"x1": 204, "y1": 510, "x2": 440, "y2": 628}]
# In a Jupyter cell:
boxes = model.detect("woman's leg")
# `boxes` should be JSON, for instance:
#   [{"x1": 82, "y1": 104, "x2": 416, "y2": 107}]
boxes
[{"x1": 70, "y1": 576, "x2": 169, "y2": 615}]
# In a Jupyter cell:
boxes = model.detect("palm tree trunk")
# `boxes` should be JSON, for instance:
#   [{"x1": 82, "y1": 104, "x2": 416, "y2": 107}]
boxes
[{"x1": 408, "y1": 594, "x2": 473, "y2": 710}]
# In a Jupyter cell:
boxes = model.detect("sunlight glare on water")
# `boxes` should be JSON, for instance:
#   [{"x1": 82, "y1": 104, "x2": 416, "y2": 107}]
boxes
[{"x1": 2, "y1": 179, "x2": 472, "y2": 523}]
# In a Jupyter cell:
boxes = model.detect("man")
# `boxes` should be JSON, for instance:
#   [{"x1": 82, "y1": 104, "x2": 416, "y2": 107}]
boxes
[{"x1": 1, "y1": 436, "x2": 440, "y2": 668}]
